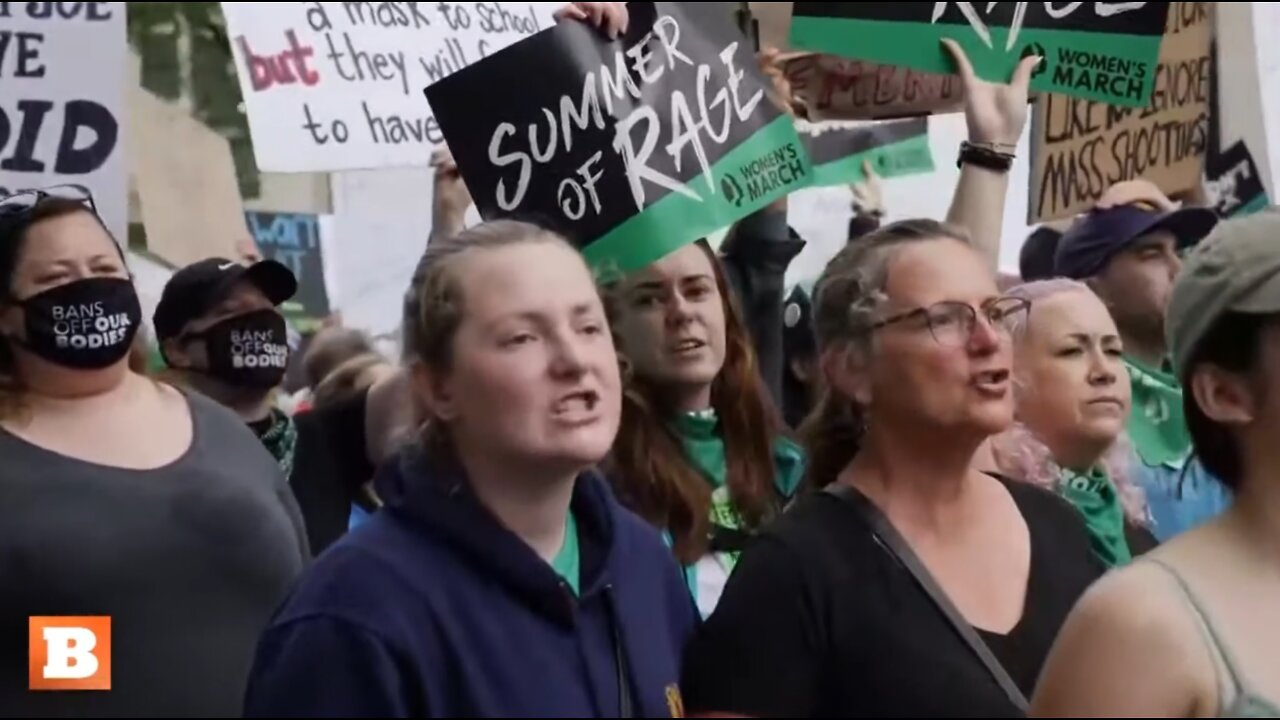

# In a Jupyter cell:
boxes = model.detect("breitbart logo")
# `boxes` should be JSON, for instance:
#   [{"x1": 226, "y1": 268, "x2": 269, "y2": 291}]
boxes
[{"x1": 29, "y1": 616, "x2": 111, "y2": 691}]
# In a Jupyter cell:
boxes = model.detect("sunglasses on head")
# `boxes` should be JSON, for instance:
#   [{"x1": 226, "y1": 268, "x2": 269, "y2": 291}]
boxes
[{"x1": 0, "y1": 184, "x2": 97, "y2": 220}]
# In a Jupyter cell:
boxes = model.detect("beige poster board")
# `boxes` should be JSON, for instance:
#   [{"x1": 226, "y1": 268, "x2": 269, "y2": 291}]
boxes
[
  {"x1": 130, "y1": 88, "x2": 248, "y2": 268},
  {"x1": 1028, "y1": 2, "x2": 1212, "y2": 223}
]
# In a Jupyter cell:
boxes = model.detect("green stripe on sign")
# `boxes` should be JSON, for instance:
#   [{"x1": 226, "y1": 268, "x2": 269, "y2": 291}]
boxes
[
  {"x1": 583, "y1": 114, "x2": 813, "y2": 276},
  {"x1": 1233, "y1": 194, "x2": 1270, "y2": 218},
  {"x1": 811, "y1": 134, "x2": 934, "y2": 188},
  {"x1": 790, "y1": 17, "x2": 1164, "y2": 108}
]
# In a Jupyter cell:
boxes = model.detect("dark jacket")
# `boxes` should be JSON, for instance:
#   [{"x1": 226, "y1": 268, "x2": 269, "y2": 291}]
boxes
[
  {"x1": 720, "y1": 207, "x2": 806, "y2": 408},
  {"x1": 243, "y1": 445, "x2": 698, "y2": 718}
]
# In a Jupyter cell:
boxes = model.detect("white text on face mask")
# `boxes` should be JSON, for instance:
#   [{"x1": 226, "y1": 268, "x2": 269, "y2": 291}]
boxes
[
  {"x1": 230, "y1": 330, "x2": 288, "y2": 369},
  {"x1": 52, "y1": 303, "x2": 133, "y2": 350}
]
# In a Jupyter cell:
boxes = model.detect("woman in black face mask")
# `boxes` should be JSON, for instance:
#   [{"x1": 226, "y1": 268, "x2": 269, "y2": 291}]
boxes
[{"x1": 0, "y1": 187, "x2": 308, "y2": 717}]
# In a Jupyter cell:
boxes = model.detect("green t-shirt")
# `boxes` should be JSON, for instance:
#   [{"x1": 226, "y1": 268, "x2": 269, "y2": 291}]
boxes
[
  {"x1": 670, "y1": 409, "x2": 805, "y2": 566},
  {"x1": 551, "y1": 511, "x2": 580, "y2": 596},
  {"x1": 1125, "y1": 356, "x2": 1192, "y2": 468}
]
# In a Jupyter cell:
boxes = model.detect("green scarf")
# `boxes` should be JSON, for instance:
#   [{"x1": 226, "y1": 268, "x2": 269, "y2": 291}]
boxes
[
  {"x1": 1125, "y1": 357, "x2": 1192, "y2": 468},
  {"x1": 255, "y1": 409, "x2": 298, "y2": 480},
  {"x1": 1060, "y1": 467, "x2": 1131, "y2": 568},
  {"x1": 671, "y1": 409, "x2": 805, "y2": 571}
]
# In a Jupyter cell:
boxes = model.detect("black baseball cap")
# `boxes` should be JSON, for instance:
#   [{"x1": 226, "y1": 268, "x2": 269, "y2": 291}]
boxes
[
  {"x1": 1054, "y1": 204, "x2": 1220, "y2": 280},
  {"x1": 1019, "y1": 226, "x2": 1063, "y2": 281},
  {"x1": 153, "y1": 258, "x2": 297, "y2": 342}
]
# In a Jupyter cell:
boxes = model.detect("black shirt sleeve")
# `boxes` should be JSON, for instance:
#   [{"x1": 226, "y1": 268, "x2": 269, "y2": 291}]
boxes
[{"x1": 681, "y1": 535, "x2": 825, "y2": 718}]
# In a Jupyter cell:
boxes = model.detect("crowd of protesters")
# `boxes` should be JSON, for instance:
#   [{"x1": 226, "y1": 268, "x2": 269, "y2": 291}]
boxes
[{"x1": 1, "y1": 2, "x2": 1278, "y2": 718}]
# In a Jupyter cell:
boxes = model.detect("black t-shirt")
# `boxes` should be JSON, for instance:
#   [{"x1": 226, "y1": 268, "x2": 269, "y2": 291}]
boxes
[
  {"x1": 283, "y1": 391, "x2": 374, "y2": 555},
  {"x1": 681, "y1": 478, "x2": 1105, "y2": 718}
]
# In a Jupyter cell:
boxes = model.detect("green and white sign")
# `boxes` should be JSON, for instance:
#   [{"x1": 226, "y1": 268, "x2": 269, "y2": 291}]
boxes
[
  {"x1": 427, "y1": 2, "x2": 814, "y2": 275},
  {"x1": 790, "y1": 2, "x2": 1172, "y2": 108},
  {"x1": 798, "y1": 117, "x2": 934, "y2": 188}
]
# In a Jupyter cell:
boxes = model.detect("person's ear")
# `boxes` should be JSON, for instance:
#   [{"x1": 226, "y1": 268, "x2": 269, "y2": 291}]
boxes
[
  {"x1": 410, "y1": 361, "x2": 459, "y2": 423},
  {"x1": 162, "y1": 337, "x2": 196, "y2": 369},
  {"x1": 821, "y1": 344, "x2": 872, "y2": 408},
  {"x1": 1190, "y1": 365, "x2": 1256, "y2": 427}
]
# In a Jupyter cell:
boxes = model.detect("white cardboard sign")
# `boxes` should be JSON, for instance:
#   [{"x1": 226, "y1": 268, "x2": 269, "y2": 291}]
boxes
[{"x1": 222, "y1": 1, "x2": 562, "y2": 173}]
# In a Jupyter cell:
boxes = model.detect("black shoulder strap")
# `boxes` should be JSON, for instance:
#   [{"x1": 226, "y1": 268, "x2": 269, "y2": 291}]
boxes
[{"x1": 823, "y1": 484, "x2": 1030, "y2": 713}]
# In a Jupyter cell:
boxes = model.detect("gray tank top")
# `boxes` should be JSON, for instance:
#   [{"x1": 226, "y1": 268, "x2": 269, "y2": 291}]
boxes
[
  {"x1": 0, "y1": 389, "x2": 309, "y2": 717},
  {"x1": 1148, "y1": 559, "x2": 1280, "y2": 718}
]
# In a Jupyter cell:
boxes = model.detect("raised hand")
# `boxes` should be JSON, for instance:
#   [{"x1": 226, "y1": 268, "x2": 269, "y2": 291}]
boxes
[
  {"x1": 941, "y1": 38, "x2": 1040, "y2": 146},
  {"x1": 758, "y1": 47, "x2": 796, "y2": 117},
  {"x1": 554, "y1": 2, "x2": 629, "y2": 40},
  {"x1": 431, "y1": 148, "x2": 471, "y2": 215}
]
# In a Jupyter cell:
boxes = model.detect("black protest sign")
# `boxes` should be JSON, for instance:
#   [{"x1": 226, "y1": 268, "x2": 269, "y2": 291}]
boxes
[
  {"x1": 245, "y1": 212, "x2": 331, "y2": 325},
  {"x1": 1204, "y1": 39, "x2": 1268, "y2": 218},
  {"x1": 0, "y1": 2, "x2": 125, "y2": 237},
  {"x1": 426, "y1": 1, "x2": 814, "y2": 274},
  {"x1": 791, "y1": 2, "x2": 1171, "y2": 108},
  {"x1": 1206, "y1": 141, "x2": 1269, "y2": 218},
  {"x1": 799, "y1": 117, "x2": 933, "y2": 188}
]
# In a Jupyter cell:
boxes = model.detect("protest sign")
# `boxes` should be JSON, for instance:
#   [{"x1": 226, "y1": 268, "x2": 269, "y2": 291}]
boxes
[
  {"x1": 221, "y1": 2, "x2": 562, "y2": 173},
  {"x1": 132, "y1": 86, "x2": 246, "y2": 269},
  {"x1": 1203, "y1": 39, "x2": 1269, "y2": 219},
  {"x1": 1205, "y1": 140, "x2": 1269, "y2": 218},
  {"x1": 427, "y1": 1, "x2": 814, "y2": 274},
  {"x1": 791, "y1": 2, "x2": 1171, "y2": 108},
  {"x1": 798, "y1": 118, "x2": 933, "y2": 188},
  {"x1": 750, "y1": 2, "x2": 963, "y2": 120},
  {"x1": 783, "y1": 53, "x2": 965, "y2": 121},
  {"x1": 0, "y1": 2, "x2": 126, "y2": 239},
  {"x1": 245, "y1": 211, "x2": 332, "y2": 325},
  {"x1": 1029, "y1": 2, "x2": 1210, "y2": 223}
]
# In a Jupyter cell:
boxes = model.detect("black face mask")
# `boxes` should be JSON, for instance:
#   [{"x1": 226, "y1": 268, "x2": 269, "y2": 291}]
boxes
[
  {"x1": 11, "y1": 277, "x2": 142, "y2": 370},
  {"x1": 194, "y1": 309, "x2": 290, "y2": 389}
]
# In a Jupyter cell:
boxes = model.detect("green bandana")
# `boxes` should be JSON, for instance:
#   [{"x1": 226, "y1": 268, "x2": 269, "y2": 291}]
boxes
[
  {"x1": 1060, "y1": 467, "x2": 1132, "y2": 568},
  {"x1": 255, "y1": 409, "x2": 298, "y2": 480},
  {"x1": 1124, "y1": 357, "x2": 1192, "y2": 468},
  {"x1": 671, "y1": 409, "x2": 805, "y2": 573}
]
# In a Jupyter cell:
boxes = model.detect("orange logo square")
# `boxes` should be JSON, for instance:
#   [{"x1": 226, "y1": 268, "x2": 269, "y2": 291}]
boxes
[{"x1": 28, "y1": 616, "x2": 111, "y2": 691}]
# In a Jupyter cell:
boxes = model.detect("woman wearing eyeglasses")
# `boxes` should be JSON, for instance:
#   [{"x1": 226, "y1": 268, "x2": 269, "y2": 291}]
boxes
[
  {"x1": 680, "y1": 219, "x2": 1106, "y2": 717},
  {"x1": 0, "y1": 187, "x2": 308, "y2": 717}
]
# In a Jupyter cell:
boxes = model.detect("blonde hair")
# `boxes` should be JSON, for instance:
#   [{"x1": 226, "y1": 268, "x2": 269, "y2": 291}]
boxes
[
  {"x1": 312, "y1": 352, "x2": 389, "y2": 410},
  {"x1": 993, "y1": 279, "x2": 1149, "y2": 524},
  {"x1": 408, "y1": 220, "x2": 581, "y2": 460}
]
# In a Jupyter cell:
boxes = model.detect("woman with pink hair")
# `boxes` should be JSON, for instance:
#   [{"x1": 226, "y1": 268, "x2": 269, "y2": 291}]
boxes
[{"x1": 992, "y1": 279, "x2": 1157, "y2": 567}]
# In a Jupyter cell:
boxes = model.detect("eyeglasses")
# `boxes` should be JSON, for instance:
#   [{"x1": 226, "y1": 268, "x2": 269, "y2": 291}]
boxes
[
  {"x1": 0, "y1": 184, "x2": 96, "y2": 219},
  {"x1": 871, "y1": 297, "x2": 1031, "y2": 347}
]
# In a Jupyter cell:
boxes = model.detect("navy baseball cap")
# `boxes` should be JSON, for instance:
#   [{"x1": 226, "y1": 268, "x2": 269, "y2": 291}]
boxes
[
  {"x1": 1054, "y1": 205, "x2": 1220, "y2": 280},
  {"x1": 154, "y1": 258, "x2": 297, "y2": 342}
]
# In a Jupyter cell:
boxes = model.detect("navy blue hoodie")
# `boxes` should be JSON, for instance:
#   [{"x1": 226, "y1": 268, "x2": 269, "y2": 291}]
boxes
[{"x1": 243, "y1": 445, "x2": 698, "y2": 718}]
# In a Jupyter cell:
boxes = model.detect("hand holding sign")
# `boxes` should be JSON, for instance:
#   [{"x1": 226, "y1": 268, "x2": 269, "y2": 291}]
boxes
[
  {"x1": 943, "y1": 39, "x2": 1039, "y2": 146},
  {"x1": 431, "y1": 148, "x2": 473, "y2": 220},
  {"x1": 427, "y1": 1, "x2": 814, "y2": 274},
  {"x1": 554, "y1": 2, "x2": 629, "y2": 39}
]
